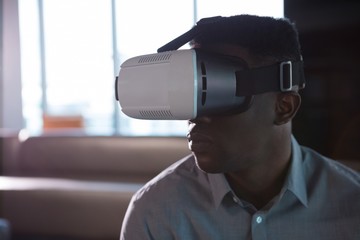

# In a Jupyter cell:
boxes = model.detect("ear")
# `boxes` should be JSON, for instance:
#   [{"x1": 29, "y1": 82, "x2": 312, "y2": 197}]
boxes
[{"x1": 274, "y1": 92, "x2": 301, "y2": 125}]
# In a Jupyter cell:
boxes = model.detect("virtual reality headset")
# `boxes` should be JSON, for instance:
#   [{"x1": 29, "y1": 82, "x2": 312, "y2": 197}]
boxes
[{"x1": 115, "y1": 17, "x2": 306, "y2": 120}]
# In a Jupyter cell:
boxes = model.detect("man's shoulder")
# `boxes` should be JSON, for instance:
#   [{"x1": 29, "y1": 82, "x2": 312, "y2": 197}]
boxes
[
  {"x1": 131, "y1": 154, "x2": 205, "y2": 203},
  {"x1": 147, "y1": 154, "x2": 198, "y2": 185},
  {"x1": 301, "y1": 145, "x2": 360, "y2": 188}
]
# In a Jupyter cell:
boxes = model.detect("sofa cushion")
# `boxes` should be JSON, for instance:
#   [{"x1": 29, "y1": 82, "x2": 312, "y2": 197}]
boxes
[
  {"x1": 0, "y1": 129, "x2": 22, "y2": 175},
  {"x1": 16, "y1": 136, "x2": 190, "y2": 182},
  {"x1": 0, "y1": 176, "x2": 142, "y2": 240}
]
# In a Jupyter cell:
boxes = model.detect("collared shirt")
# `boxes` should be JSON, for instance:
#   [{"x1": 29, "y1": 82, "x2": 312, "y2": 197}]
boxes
[{"x1": 120, "y1": 137, "x2": 360, "y2": 240}]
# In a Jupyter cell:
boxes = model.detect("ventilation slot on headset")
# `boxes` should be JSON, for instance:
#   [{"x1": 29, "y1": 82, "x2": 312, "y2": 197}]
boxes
[
  {"x1": 138, "y1": 53, "x2": 172, "y2": 63},
  {"x1": 200, "y1": 62, "x2": 207, "y2": 105},
  {"x1": 139, "y1": 110, "x2": 173, "y2": 119}
]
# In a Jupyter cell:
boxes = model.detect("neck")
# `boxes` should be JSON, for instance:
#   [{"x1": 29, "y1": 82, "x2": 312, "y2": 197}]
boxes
[{"x1": 226, "y1": 131, "x2": 292, "y2": 210}]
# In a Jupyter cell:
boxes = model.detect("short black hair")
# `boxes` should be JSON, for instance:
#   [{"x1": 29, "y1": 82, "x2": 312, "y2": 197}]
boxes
[{"x1": 192, "y1": 14, "x2": 302, "y2": 62}]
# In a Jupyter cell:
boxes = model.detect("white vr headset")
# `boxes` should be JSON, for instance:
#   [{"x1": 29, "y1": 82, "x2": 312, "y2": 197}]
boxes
[{"x1": 115, "y1": 17, "x2": 305, "y2": 120}]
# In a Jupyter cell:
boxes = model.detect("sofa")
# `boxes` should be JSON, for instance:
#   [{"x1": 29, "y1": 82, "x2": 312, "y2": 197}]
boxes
[
  {"x1": 0, "y1": 130, "x2": 190, "y2": 240},
  {"x1": 1, "y1": 130, "x2": 359, "y2": 240}
]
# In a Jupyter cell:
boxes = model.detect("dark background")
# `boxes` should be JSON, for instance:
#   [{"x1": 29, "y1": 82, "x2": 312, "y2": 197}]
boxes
[{"x1": 285, "y1": 0, "x2": 360, "y2": 160}]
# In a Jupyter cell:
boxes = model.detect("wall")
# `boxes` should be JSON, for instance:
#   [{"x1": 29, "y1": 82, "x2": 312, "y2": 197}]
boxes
[
  {"x1": 0, "y1": 0, "x2": 23, "y2": 130},
  {"x1": 285, "y1": 0, "x2": 360, "y2": 159}
]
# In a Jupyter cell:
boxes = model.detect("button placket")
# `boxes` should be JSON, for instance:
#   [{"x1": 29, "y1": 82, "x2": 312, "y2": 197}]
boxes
[{"x1": 251, "y1": 213, "x2": 267, "y2": 240}]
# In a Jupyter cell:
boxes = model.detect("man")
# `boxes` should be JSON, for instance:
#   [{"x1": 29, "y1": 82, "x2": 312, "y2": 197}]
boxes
[{"x1": 120, "y1": 15, "x2": 360, "y2": 239}]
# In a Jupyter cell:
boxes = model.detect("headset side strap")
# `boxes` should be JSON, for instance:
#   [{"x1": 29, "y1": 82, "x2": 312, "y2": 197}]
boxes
[{"x1": 235, "y1": 61, "x2": 305, "y2": 96}]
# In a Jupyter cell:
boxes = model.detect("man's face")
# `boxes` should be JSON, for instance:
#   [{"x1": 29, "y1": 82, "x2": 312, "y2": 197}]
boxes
[{"x1": 187, "y1": 44, "x2": 278, "y2": 173}]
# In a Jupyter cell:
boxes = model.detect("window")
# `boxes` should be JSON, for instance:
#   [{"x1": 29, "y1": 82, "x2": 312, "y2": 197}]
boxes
[{"x1": 18, "y1": 0, "x2": 283, "y2": 136}]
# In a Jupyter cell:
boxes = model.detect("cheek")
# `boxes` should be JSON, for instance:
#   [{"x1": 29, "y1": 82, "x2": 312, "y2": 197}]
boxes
[{"x1": 215, "y1": 109, "x2": 273, "y2": 155}]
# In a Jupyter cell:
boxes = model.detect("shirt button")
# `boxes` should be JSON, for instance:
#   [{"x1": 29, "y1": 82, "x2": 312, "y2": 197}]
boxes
[{"x1": 256, "y1": 216, "x2": 263, "y2": 224}]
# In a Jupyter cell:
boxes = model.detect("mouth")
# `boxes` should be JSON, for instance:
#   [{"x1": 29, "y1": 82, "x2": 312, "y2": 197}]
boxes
[{"x1": 187, "y1": 132, "x2": 214, "y2": 153}]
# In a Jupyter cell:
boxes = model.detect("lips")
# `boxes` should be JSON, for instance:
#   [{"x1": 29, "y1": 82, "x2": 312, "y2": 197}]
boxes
[{"x1": 187, "y1": 132, "x2": 214, "y2": 152}]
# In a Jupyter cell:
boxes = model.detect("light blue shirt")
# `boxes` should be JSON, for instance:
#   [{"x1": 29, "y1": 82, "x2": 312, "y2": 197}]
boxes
[{"x1": 120, "y1": 137, "x2": 360, "y2": 240}]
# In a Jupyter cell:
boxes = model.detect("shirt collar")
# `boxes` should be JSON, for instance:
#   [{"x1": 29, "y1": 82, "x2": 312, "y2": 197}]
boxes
[
  {"x1": 208, "y1": 173, "x2": 232, "y2": 209},
  {"x1": 286, "y1": 135, "x2": 308, "y2": 207},
  {"x1": 207, "y1": 135, "x2": 308, "y2": 209}
]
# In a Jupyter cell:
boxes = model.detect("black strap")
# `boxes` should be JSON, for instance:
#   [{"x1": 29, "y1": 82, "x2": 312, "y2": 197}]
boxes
[
  {"x1": 235, "y1": 61, "x2": 305, "y2": 96},
  {"x1": 157, "y1": 27, "x2": 199, "y2": 53}
]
